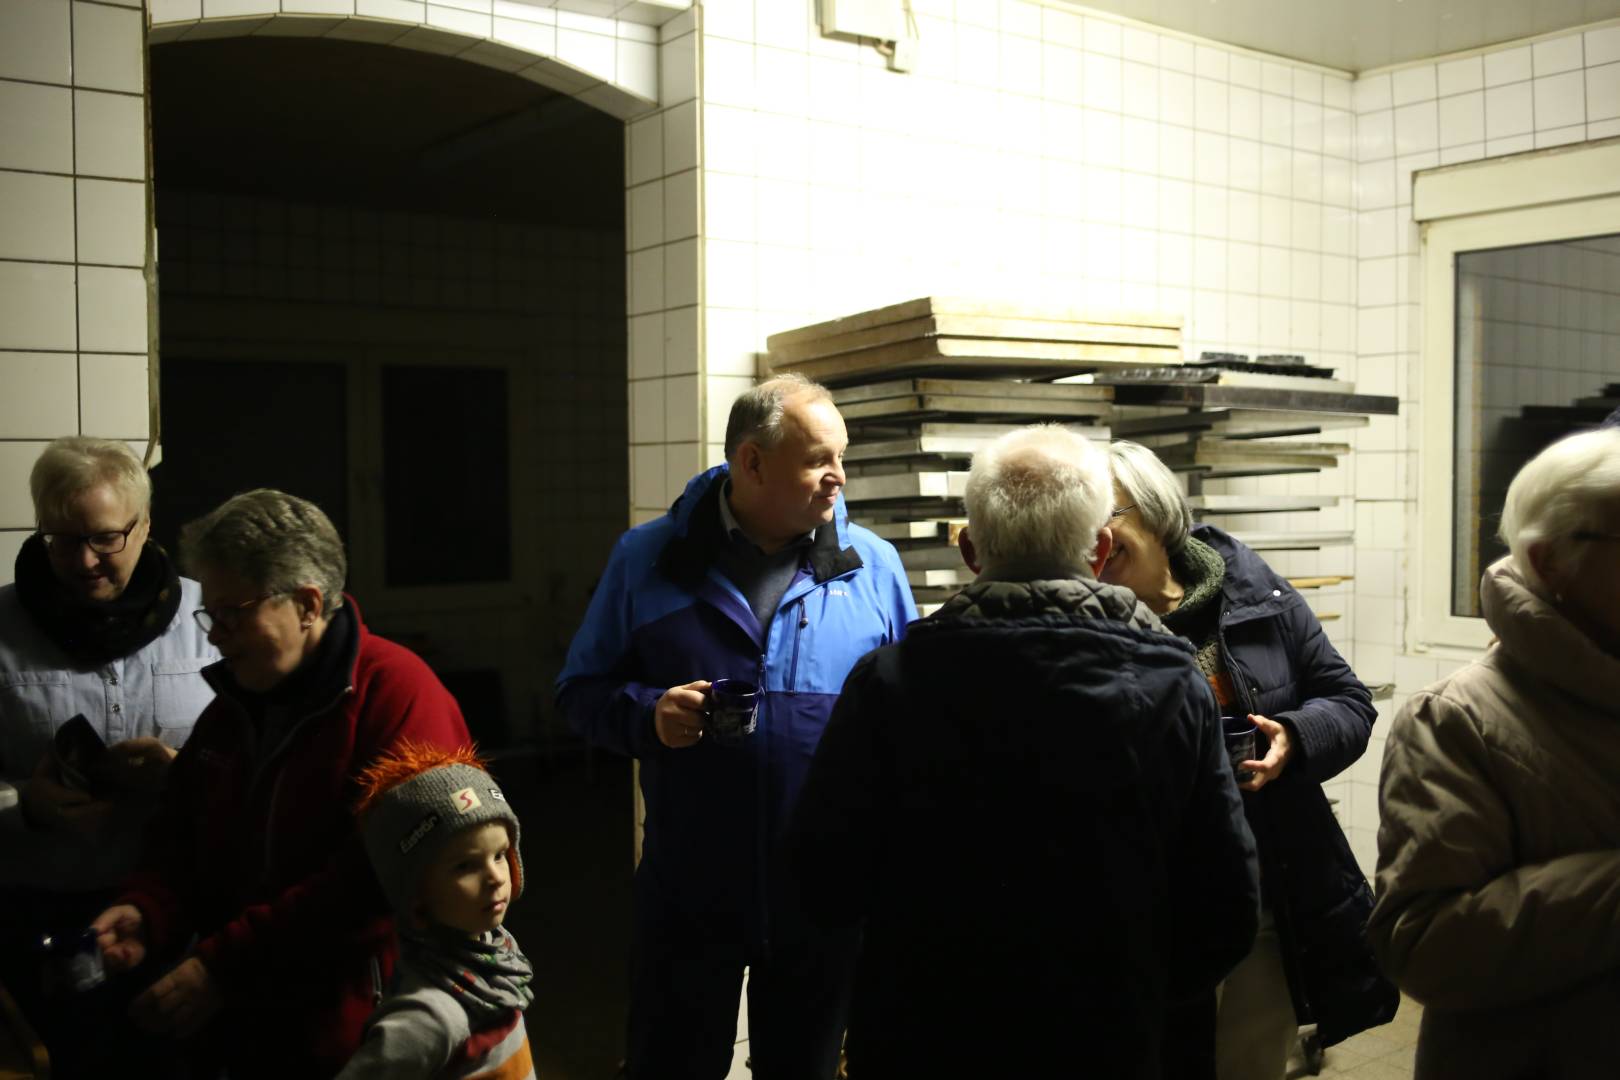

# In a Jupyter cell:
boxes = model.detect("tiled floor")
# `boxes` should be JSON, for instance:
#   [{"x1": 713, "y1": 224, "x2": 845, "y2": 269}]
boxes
[
  {"x1": 1306, "y1": 996, "x2": 1422, "y2": 1079},
  {"x1": 727, "y1": 992, "x2": 1424, "y2": 1080}
]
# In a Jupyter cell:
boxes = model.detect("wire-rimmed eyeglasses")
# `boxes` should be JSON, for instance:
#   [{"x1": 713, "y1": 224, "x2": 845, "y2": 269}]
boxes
[{"x1": 193, "y1": 594, "x2": 283, "y2": 634}]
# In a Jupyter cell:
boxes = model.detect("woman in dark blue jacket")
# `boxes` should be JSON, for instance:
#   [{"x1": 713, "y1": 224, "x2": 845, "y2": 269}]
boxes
[{"x1": 1103, "y1": 441, "x2": 1398, "y2": 1079}]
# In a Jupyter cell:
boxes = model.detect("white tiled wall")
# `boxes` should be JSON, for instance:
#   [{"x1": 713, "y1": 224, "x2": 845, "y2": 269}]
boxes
[
  {"x1": 146, "y1": 0, "x2": 669, "y2": 121},
  {"x1": 626, "y1": 5, "x2": 703, "y2": 522},
  {"x1": 689, "y1": 0, "x2": 1362, "y2": 634},
  {"x1": 0, "y1": 0, "x2": 150, "y2": 579},
  {"x1": 1346, "y1": 19, "x2": 1620, "y2": 876}
]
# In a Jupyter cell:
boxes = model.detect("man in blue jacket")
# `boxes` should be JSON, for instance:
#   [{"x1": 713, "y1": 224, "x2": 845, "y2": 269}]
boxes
[
  {"x1": 785, "y1": 424, "x2": 1261, "y2": 1078},
  {"x1": 557, "y1": 374, "x2": 916, "y2": 1080}
]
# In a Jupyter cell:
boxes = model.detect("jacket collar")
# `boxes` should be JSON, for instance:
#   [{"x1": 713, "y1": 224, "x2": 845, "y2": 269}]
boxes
[
  {"x1": 1191, "y1": 524, "x2": 1302, "y2": 625},
  {"x1": 658, "y1": 465, "x2": 863, "y2": 588},
  {"x1": 1482, "y1": 556, "x2": 1620, "y2": 714},
  {"x1": 933, "y1": 576, "x2": 1166, "y2": 634}
]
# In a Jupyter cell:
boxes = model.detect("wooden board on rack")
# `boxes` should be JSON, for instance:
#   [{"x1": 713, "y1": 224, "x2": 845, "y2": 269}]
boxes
[
  {"x1": 771, "y1": 314, "x2": 1182, "y2": 363},
  {"x1": 1227, "y1": 531, "x2": 1354, "y2": 550},
  {"x1": 1112, "y1": 409, "x2": 1371, "y2": 440},
  {"x1": 1109, "y1": 383, "x2": 1399, "y2": 415},
  {"x1": 1083, "y1": 369, "x2": 1355, "y2": 394},
  {"x1": 1188, "y1": 494, "x2": 1338, "y2": 513},
  {"x1": 1151, "y1": 439, "x2": 1346, "y2": 477},
  {"x1": 833, "y1": 378, "x2": 1114, "y2": 405},
  {"x1": 842, "y1": 421, "x2": 1111, "y2": 445},
  {"x1": 866, "y1": 519, "x2": 967, "y2": 542},
  {"x1": 899, "y1": 545, "x2": 968, "y2": 571},
  {"x1": 773, "y1": 337, "x2": 1183, "y2": 385},
  {"x1": 840, "y1": 393, "x2": 1112, "y2": 423},
  {"x1": 845, "y1": 471, "x2": 970, "y2": 502},
  {"x1": 1288, "y1": 575, "x2": 1355, "y2": 589},
  {"x1": 764, "y1": 297, "x2": 1183, "y2": 351},
  {"x1": 908, "y1": 567, "x2": 977, "y2": 587}
]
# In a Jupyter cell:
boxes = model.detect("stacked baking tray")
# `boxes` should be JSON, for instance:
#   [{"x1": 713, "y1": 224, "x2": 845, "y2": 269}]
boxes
[
  {"x1": 833, "y1": 379, "x2": 1116, "y2": 612},
  {"x1": 764, "y1": 297, "x2": 1184, "y2": 385}
]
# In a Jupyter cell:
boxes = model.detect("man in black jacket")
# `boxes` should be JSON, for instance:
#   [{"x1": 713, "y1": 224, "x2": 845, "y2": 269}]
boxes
[{"x1": 786, "y1": 424, "x2": 1260, "y2": 1078}]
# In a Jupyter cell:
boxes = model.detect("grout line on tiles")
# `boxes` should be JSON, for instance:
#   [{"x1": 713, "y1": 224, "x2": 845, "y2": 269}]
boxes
[
  {"x1": 0, "y1": 75, "x2": 142, "y2": 98},
  {"x1": 69, "y1": 0, "x2": 82, "y2": 437}
]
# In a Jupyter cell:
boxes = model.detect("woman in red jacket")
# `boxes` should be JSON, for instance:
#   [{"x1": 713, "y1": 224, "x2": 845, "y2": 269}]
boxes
[{"x1": 91, "y1": 489, "x2": 472, "y2": 1080}]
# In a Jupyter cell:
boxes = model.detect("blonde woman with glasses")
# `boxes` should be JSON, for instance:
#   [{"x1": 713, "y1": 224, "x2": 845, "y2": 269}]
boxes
[{"x1": 0, "y1": 436, "x2": 218, "y2": 1079}]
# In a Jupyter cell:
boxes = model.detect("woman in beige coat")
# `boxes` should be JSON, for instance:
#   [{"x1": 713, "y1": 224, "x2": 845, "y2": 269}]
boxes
[{"x1": 1369, "y1": 426, "x2": 1620, "y2": 1077}]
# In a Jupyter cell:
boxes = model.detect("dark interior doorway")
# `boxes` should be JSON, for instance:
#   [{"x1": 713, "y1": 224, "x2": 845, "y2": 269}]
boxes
[{"x1": 149, "y1": 34, "x2": 633, "y2": 1079}]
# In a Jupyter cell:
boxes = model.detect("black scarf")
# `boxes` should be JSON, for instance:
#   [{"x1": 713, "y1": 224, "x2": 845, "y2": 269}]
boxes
[
  {"x1": 400, "y1": 924, "x2": 535, "y2": 1029},
  {"x1": 13, "y1": 534, "x2": 183, "y2": 667}
]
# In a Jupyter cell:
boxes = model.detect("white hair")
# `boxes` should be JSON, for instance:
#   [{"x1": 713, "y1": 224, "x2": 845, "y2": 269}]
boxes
[
  {"x1": 1107, "y1": 440, "x2": 1193, "y2": 554},
  {"x1": 30, "y1": 436, "x2": 152, "y2": 526},
  {"x1": 1499, "y1": 427, "x2": 1620, "y2": 593},
  {"x1": 964, "y1": 425, "x2": 1113, "y2": 572},
  {"x1": 724, "y1": 373, "x2": 835, "y2": 459}
]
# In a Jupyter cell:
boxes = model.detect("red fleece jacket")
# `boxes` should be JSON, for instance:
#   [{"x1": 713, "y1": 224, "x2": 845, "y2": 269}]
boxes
[{"x1": 118, "y1": 598, "x2": 471, "y2": 1079}]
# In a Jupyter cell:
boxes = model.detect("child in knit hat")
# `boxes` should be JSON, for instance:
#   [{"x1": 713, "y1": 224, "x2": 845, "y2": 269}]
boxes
[{"x1": 334, "y1": 741, "x2": 536, "y2": 1080}]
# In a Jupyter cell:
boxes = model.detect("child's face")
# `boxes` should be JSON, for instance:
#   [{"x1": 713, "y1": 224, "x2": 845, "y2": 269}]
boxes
[{"x1": 418, "y1": 822, "x2": 514, "y2": 937}]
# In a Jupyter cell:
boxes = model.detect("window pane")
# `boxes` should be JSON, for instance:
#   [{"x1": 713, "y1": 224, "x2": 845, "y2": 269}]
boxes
[
  {"x1": 382, "y1": 365, "x2": 511, "y2": 586},
  {"x1": 1453, "y1": 235, "x2": 1620, "y2": 617}
]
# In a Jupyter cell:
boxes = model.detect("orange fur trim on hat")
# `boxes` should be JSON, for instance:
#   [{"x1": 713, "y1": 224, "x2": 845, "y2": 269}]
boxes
[{"x1": 354, "y1": 739, "x2": 489, "y2": 818}]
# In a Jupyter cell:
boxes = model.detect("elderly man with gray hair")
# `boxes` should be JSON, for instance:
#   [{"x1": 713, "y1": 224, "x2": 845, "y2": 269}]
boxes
[
  {"x1": 558, "y1": 374, "x2": 915, "y2": 1080},
  {"x1": 787, "y1": 424, "x2": 1260, "y2": 1079}
]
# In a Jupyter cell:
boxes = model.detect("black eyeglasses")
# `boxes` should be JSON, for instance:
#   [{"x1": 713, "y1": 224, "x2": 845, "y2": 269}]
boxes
[
  {"x1": 1110, "y1": 503, "x2": 1138, "y2": 518},
  {"x1": 39, "y1": 517, "x2": 140, "y2": 556},
  {"x1": 193, "y1": 594, "x2": 283, "y2": 634}
]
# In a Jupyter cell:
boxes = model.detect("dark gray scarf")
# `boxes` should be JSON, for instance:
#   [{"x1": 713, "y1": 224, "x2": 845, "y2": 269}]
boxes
[{"x1": 400, "y1": 924, "x2": 534, "y2": 1029}]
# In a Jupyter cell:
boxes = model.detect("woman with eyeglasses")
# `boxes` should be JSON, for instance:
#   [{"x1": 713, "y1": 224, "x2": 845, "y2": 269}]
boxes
[
  {"x1": 89, "y1": 488, "x2": 472, "y2": 1080},
  {"x1": 1102, "y1": 440, "x2": 1396, "y2": 1080},
  {"x1": 1369, "y1": 427, "x2": 1620, "y2": 1078},
  {"x1": 0, "y1": 436, "x2": 218, "y2": 1078}
]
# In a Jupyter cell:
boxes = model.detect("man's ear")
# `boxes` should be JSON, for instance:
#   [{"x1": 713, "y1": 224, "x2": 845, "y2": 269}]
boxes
[
  {"x1": 1088, "y1": 527, "x2": 1114, "y2": 578},
  {"x1": 734, "y1": 442, "x2": 765, "y2": 486},
  {"x1": 292, "y1": 584, "x2": 325, "y2": 627},
  {"x1": 958, "y1": 528, "x2": 981, "y2": 575}
]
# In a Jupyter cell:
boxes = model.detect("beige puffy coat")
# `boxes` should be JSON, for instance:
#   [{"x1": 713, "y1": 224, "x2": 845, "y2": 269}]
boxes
[{"x1": 1369, "y1": 557, "x2": 1620, "y2": 1078}]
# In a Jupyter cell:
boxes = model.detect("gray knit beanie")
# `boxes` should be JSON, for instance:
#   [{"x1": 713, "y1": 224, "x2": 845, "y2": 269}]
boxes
[{"x1": 355, "y1": 742, "x2": 524, "y2": 919}]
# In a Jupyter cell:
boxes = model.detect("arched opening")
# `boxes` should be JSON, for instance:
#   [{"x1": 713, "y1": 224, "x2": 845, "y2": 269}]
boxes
[{"x1": 148, "y1": 33, "x2": 631, "y2": 1074}]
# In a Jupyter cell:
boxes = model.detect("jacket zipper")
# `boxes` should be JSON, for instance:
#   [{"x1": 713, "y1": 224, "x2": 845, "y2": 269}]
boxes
[
  {"x1": 1216, "y1": 605, "x2": 1315, "y2": 1022},
  {"x1": 786, "y1": 599, "x2": 808, "y2": 693},
  {"x1": 253, "y1": 684, "x2": 356, "y2": 884}
]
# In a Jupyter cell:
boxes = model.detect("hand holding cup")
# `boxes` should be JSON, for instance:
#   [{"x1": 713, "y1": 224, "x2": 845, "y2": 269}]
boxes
[{"x1": 655, "y1": 680, "x2": 710, "y2": 748}]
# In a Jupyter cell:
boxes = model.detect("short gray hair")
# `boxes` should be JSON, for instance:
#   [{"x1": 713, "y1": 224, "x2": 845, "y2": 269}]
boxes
[
  {"x1": 1107, "y1": 440, "x2": 1193, "y2": 554},
  {"x1": 30, "y1": 436, "x2": 152, "y2": 526},
  {"x1": 1499, "y1": 427, "x2": 1620, "y2": 592},
  {"x1": 964, "y1": 425, "x2": 1113, "y2": 570},
  {"x1": 724, "y1": 373, "x2": 834, "y2": 459},
  {"x1": 180, "y1": 489, "x2": 347, "y2": 615}
]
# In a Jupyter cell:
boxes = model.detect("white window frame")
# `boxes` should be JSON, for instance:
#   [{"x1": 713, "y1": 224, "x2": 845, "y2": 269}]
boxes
[{"x1": 1412, "y1": 139, "x2": 1620, "y2": 654}]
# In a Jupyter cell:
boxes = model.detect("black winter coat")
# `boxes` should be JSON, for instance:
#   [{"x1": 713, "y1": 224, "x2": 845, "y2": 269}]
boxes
[
  {"x1": 786, "y1": 577, "x2": 1261, "y2": 1080},
  {"x1": 1195, "y1": 525, "x2": 1398, "y2": 1046}
]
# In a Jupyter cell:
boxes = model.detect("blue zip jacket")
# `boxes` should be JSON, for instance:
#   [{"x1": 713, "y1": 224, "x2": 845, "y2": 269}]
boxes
[{"x1": 557, "y1": 465, "x2": 916, "y2": 938}]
